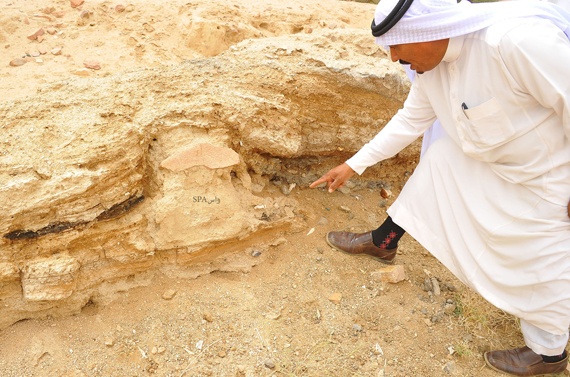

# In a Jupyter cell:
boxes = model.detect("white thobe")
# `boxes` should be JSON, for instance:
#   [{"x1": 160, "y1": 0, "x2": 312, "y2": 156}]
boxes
[{"x1": 346, "y1": 17, "x2": 570, "y2": 343}]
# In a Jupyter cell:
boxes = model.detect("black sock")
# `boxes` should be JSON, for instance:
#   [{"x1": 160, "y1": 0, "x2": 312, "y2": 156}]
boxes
[
  {"x1": 371, "y1": 216, "x2": 405, "y2": 249},
  {"x1": 542, "y1": 350, "x2": 567, "y2": 363}
]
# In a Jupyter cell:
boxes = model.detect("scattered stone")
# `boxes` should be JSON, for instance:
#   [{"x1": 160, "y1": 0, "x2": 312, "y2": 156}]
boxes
[
  {"x1": 46, "y1": 27, "x2": 58, "y2": 35},
  {"x1": 431, "y1": 314, "x2": 443, "y2": 323},
  {"x1": 422, "y1": 277, "x2": 433, "y2": 292},
  {"x1": 71, "y1": 0, "x2": 85, "y2": 8},
  {"x1": 218, "y1": 350, "x2": 226, "y2": 358},
  {"x1": 32, "y1": 14, "x2": 54, "y2": 22},
  {"x1": 104, "y1": 338, "x2": 114, "y2": 346},
  {"x1": 202, "y1": 312, "x2": 213, "y2": 322},
  {"x1": 51, "y1": 46, "x2": 63, "y2": 55},
  {"x1": 38, "y1": 46, "x2": 48, "y2": 55},
  {"x1": 41, "y1": 6, "x2": 56, "y2": 14},
  {"x1": 83, "y1": 60, "x2": 101, "y2": 70},
  {"x1": 263, "y1": 359, "x2": 275, "y2": 369},
  {"x1": 269, "y1": 237, "x2": 287, "y2": 247},
  {"x1": 371, "y1": 265, "x2": 406, "y2": 283},
  {"x1": 157, "y1": 346, "x2": 165, "y2": 354},
  {"x1": 339, "y1": 205, "x2": 351, "y2": 213},
  {"x1": 374, "y1": 343, "x2": 384, "y2": 356},
  {"x1": 27, "y1": 28, "x2": 45, "y2": 40},
  {"x1": 151, "y1": 347, "x2": 158, "y2": 354},
  {"x1": 264, "y1": 310, "x2": 281, "y2": 320},
  {"x1": 431, "y1": 277, "x2": 441, "y2": 296},
  {"x1": 338, "y1": 186, "x2": 351, "y2": 194},
  {"x1": 162, "y1": 289, "x2": 176, "y2": 300},
  {"x1": 73, "y1": 68, "x2": 91, "y2": 77},
  {"x1": 251, "y1": 249, "x2": 261, "y2": 257},
  {"x1": 195, "y1": 340, "x2": 204, "y2": 350},
  {"x1": 143, "y1": 23, "x2": 155, "y2": 33},
  {"x1": 380, "y1": 188, "x2": 392, "y2": 198},
  {"x1": 30, "y1": 50, "x2": 41, "y2": 57},
  {"x1": 9, "y1": 58, "x2": 27, "y2": 67},
  {"x1": 443, "y1": 360, "x2": 456, "y2": 374},
  {"x1": 317, "y1": 217, "x2": 328, "y2": 226},
  {"x1": 115, "y1": 4, "x2": 126, "y2": 12},
  {"x1": 352, "y1": 324, "x2": 362, "y2": 332},
  {"x1": 328, "y1": 292, "x2": 342, "y2": 304},
  {"x1": 444, "y1": 302, "x2": 456, "y2": 315}
]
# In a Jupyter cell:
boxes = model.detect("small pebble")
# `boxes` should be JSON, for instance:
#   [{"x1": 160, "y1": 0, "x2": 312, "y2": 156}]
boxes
[
  {"x1": 203, "y1": 312, "x2": 213, "y2": 322},
  {"x1": 27, "y1": 28, "x2": 45, "y2": 40},
  {"x1": 195, "y1": 340, "x2": 204, "y2": 350},
  {"x1": 444, "y1": 303, "x2": 456, "y2": 314},
  {"x1": 431, "y1": 277, "x2": 441, "y2": 296},
  {"x1": 251, "y1": 250, "x2": 261, "y2": 257},
  {"x1": 9, "y1": 58, "x2": 27, "y2": 67},
  {"x1": 162, "y1": 289, "x2": 176, "y2": 300},
  {"x1": 264, "y1": 359, "x2": 275, "y2": 369},
  {"x1": 380, "y1": 188, "x2": 392, "y2": 198},
  {"x1": 83, "y1": 60, "x2": 101, "y2": 70},
  {"x1": 328, "y1": 292, "x2": 342, "y2": 304},
  {"x1": 71, "y1": 0, "x2": 85, "y2": 8}
]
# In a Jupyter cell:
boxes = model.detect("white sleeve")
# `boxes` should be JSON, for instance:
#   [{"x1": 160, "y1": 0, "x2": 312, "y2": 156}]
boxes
[{"x1": 346, "y1": 77, "x2": 437, "y2": 175}]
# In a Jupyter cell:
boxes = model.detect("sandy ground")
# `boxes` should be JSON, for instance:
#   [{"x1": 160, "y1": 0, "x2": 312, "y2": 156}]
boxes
[{"x1": 1, "y1": 0, "x2": 568, "y2": 376}]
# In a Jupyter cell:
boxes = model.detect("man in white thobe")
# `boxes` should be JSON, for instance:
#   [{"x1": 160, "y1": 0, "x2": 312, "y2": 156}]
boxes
[{"x1": 311, "y1": 0, "x2": 570, "y2": 375}]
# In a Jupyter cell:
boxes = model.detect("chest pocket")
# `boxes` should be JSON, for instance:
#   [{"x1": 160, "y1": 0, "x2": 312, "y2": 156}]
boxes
[{"x1": 462, "y1": 97, "x2": 516, "y2": 151}]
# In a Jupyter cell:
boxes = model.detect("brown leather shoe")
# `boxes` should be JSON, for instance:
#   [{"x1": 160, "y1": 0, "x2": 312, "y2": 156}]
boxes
[
  {"x1": 484, "y1": 346, "x2": 568, "y2": 376},
  {"x1": 326, "y1": 231, "x2": 396, "y2": 264}
]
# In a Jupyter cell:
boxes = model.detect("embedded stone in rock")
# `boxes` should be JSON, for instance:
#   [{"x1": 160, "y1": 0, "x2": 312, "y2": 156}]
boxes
[
  {"x1": 0, "y1": 262, "x2": 19, "y2": 282},
  {"x1": 160, "y1": 143, "x2": 240, "y2": 171},
  {"x1": 21, "y1": 254, "x2": 81, "y2": 301}
]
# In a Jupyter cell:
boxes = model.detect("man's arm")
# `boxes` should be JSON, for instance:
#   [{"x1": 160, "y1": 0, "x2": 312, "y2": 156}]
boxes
[{"x1": 346, "y1": 78, "x2": 437, "y2": 175}]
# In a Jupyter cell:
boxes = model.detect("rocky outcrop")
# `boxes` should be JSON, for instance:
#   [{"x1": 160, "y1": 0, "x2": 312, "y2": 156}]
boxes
[{"x1": 0, "y1": 28, "x2": 409, "y2": 328}]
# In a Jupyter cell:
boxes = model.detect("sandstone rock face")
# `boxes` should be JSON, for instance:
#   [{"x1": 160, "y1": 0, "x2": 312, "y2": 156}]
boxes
[{"x1": 0, "y1": 26, "x2": 409, "y2": 328}]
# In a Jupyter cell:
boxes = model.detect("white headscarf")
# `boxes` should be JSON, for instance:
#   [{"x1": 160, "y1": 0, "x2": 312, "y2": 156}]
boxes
[{"x1": 374, "y1": 0, "x2": 570, "y2": 46}]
